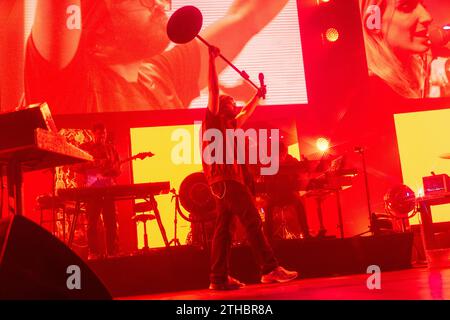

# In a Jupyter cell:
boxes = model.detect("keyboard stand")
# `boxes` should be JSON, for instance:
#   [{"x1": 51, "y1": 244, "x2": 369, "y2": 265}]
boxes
[{"x1": 67, "y1": 193, "x2": 170, "y2": 249}]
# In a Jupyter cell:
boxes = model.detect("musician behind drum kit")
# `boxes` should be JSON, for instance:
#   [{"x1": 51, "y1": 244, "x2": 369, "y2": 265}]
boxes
[
  {"x1": 262, "y1": 142, "x2": 311, "y2": 241},
  {"x1": 75, "y1": 123, "x2": 121, "y2": 260}
]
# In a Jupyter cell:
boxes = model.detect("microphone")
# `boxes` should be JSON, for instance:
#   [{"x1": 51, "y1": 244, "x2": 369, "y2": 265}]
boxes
[
  {"x1": 258, "y1": 73, "x2": 266, "y2": 99},
  {"x1": 429, "y1": 26, "x2": 450, "y2": 47}
]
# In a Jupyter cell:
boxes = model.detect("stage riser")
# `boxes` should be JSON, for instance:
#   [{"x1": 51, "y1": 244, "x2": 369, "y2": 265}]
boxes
[{"x1": 88, "y1": 233, "x2": 414, "y2": 297}]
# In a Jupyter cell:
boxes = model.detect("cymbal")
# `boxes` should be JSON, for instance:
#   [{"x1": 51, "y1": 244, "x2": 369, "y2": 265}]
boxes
[{"x1": 440, "y1": 153, "x2": 450, "y2": 159}]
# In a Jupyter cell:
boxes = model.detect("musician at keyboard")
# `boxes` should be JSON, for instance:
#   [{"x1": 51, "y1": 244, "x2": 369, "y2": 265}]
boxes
[{"x1": 76, "y1": 123, "x2": 120, "y2": 259}]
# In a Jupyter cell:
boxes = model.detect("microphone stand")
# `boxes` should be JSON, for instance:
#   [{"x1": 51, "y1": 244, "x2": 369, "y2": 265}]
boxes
[
  {"x1": 422, "y1": 53, "x2": 430, "y2": 99},
  {"x1": 169, "y1": 189, "x2": 181, "y2": 247},
  {"x1": 167, "y1": 6, "x2": 263, "y2": 91},
  {"x1": 196, "y1": 35, "x2": 261, "y2": 91},
  {"x1": 354, "y1": 147, "x2": 374, "y2": 237}
]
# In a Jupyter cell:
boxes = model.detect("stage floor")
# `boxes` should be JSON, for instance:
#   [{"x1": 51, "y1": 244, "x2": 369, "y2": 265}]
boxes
[
  {"x1": 90, "y1": 234, "x2": 415, "y2": 297},
  {"x1": 120, "y1": 265, "x2": 450, "y2": 300}
]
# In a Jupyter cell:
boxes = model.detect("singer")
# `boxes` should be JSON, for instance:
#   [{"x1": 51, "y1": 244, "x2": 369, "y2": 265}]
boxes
[
  {"x1": 359, "y1": 0, "x2": 449, "y2": 98},
  {"x1": 202, "y1": 45, "x2": 297, "y2": 290}
]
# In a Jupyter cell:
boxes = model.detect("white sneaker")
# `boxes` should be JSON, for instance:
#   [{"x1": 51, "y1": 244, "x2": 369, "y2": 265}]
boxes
[
  {"x1": 209, "y1": 276, "x2": 246, "y2": 290},
  {"x1": 261, "y1": 266, "x2": 298, "y2": 284}
]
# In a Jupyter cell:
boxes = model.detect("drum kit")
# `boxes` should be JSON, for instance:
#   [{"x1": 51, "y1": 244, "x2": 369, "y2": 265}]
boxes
[{"x1": 178, "y1": 154, "x2": 358, "y2": 247}]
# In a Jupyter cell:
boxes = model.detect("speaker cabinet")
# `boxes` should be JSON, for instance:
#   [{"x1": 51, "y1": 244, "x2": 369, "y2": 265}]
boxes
[{"x1": 0, "y1": 215, "x2": 111, "y2": 299}]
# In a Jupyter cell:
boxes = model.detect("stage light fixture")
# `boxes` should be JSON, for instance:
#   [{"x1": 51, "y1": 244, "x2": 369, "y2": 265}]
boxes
[
  {"x1": 316, "y1": 0, "x2": 331, "y2": 4},
  {"x1": 324, "y1": 27, "x2": 340, "y2": 43},
  {"x1": 316, "y1": 137, "x2": 330, "y2": 152},
  {"x1": 384, "y1": 184, "x2": 417, "y2": 220}
]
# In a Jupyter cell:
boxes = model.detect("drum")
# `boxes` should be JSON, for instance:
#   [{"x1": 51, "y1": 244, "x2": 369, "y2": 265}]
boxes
[
  {"x1": 179, "y1": 172, "x2": 216, "y2": 219},
  {"x1": 180, "y1": 172, "x2": 251, "y2": 247}
]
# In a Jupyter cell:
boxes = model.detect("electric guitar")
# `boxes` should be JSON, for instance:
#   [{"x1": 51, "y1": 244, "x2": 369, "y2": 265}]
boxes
[{"x1": 85, "y1": 151, "x2": 155, "y2": 187}]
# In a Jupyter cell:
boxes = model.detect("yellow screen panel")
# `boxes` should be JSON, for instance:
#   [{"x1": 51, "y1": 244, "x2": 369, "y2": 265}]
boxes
[
  {"x1": 130, "y1": 124, "x2": 202, "y2": 248},
  {"x1": 395, "y1": 109, "x2": 450, "y2": 225}
]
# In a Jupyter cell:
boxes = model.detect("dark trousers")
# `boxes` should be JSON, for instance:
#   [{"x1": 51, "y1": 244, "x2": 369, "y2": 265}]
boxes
[
  {"x1": 210, "y1": 180, "x2": 278, "y2": 284},
  {"x1": 86, "y1": 198, "x2": 118, "y2": 255}
]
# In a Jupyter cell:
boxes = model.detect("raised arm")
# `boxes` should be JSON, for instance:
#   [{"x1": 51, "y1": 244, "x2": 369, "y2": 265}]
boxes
[
  {"x1": 197, "y1": 0, "x2": 289, "y2": 90},
  {"x1": 207, "y1": 46, "x2": 221, "y2": 115},
  {"x1": 235, "y1": 86, "x2": 265, "y2": 128},
  {"x1": 32, "y1": 0, "x2": 82, "y2": 69}
]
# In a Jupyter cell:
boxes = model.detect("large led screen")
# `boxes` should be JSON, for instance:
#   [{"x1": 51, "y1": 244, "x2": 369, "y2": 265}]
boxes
[
  {"x1": 23, "y1": 0, "x2": 307, "y2": 114},
  {"x1": 359, "y1": 0, "x2": 450, "y2": 99}
]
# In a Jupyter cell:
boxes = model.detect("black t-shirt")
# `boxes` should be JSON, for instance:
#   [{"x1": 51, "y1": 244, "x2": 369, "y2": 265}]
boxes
[
  {"x1": 202, "y1": 109, "x2": 247, "y2": 186},
  {"x1": 78, "y1": 141, "x2": 120, "y2": 187}
]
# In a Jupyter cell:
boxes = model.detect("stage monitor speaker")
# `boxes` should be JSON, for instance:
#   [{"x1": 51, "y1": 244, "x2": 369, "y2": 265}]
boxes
[{"x1": 0, "y1": 215, "x2": 111, "y2": 300}]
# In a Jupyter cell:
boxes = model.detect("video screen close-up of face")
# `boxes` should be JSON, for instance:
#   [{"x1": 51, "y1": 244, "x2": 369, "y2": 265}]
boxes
[
  {"x1": 360, "y1": 0, "x2": 450, "y2": 98},
  {"x1": 21, "y1": 0, "x2": 307, "y2": 115}
]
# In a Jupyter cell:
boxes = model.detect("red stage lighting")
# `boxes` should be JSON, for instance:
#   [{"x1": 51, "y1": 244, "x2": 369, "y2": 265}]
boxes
[
  {"x1": 324, "y1": 27, "x2": 340, "y2": 43},
  {"x1": 316, "y1": 137, "x2": 330, "y2": 153}
]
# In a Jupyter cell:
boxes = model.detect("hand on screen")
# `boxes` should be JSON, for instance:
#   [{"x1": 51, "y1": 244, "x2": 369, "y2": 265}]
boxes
[
  {"x1": 430, "y1": 57, "x2": 449, "y2": 87},
  {"x1": 208, "y1": 46, "x2": 221, "y2": 60},
  {"x1": 258, "y1": 85, "x2": 267, "y2": 99}
]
